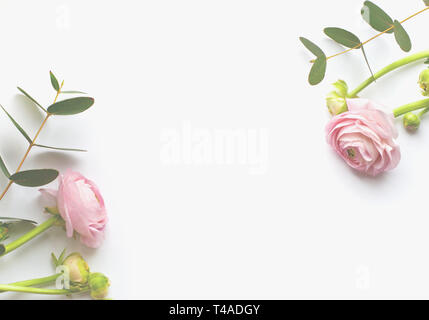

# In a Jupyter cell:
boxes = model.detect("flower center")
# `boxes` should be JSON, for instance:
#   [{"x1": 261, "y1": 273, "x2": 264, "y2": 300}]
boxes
[{"x1": 347, "y1": 148, "x2": 356, "y2": 159}]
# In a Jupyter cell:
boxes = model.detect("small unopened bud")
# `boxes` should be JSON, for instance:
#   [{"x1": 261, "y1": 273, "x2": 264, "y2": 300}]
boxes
[
  {"x1": 62, "y1": 253, "x2": 90, "y2": 284},
  {"x1": 89, "y1": 272, "x2": 110, "y2": 300},
  {"x1": 419, "y1": 69, "x2": 429, "y2": 96},
  {"x1": 403, "y1": 112, "x2": 421, "y2": 132},
  {"x1": 326, "y1": 80, "x2": 349, "y2": 115}
]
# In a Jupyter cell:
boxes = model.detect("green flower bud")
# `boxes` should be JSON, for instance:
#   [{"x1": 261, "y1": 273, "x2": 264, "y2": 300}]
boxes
[
  {"x1": 62, "y1": 253, "x2": 90, "y2": 284},
  {"x1": 326, "y1": 80, "x2": 349, "y2": 115},
  {"x1": 0, "y1": 225, "x2": 9, "y2": 242},
  {"x1": 89, "y1": 272, "x2": 110, "y2": 300},
  {"x1": 403, "y1": 112, "x2": 421, "y2": 132},
  {"x1": 419, "y1": 69, "x2": 429, "y2": 96}
]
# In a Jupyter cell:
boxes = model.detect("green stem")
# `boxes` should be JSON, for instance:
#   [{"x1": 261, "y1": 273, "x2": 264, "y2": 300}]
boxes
[
  {"x1": 0, "y1": 216, "x2": 60, "y2": 257},
  {"x1": 10, "y1": 274, "x2": 61, "y2": 288},
  {"x1": 348, "y1": 50, "x2": 429, "y2": 98},
  {"x1": 0, "y1": 284, "x2": 71, "y2": 295},
  {"x1": 0, "y1": 274, "x2": 61, "y2": 293},
  {"x1": 393, "y1": 99, "x2": 429, "y2": 118},
  {"x1": 419, "y1": 107, "x2": 429, "y2": 118}
]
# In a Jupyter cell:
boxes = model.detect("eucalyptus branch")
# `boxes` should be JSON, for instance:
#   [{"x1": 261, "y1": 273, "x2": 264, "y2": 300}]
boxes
[
  {"x1": 301, "y1": 1, "x2": 429, "y2": 85},
  {"x1": 0, "y1": 82, "x2": 63, "y2": 201},
  {"x1": 0, "y1": 72, "x2": 94, "y2": 195},
  {"x1": 317, "y1": 6, "x2": 429, "y2": 63}
]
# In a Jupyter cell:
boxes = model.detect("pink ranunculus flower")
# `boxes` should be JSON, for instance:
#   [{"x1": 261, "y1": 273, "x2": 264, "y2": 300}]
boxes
[
  {"x1": 40, "y1": 169, "x2": 108, "y2": 248},
  {"x1": 326, "y1": 98, "x2": 401, "y2": 176}
]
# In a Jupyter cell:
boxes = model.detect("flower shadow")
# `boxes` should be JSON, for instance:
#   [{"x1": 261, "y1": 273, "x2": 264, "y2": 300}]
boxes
[
  {"x1": 12, "y1": 94, "x2": 45, "y2": 126},
  {"x1": 31, "y1": 152, "x2": 82, "y2": 173}
]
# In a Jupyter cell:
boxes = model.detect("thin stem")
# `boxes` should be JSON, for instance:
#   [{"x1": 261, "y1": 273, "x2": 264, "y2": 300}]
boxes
[
  {"x1": 348, "y1": 50, "x2": 429, "y2": 98},
  {"x1": 321, "y1": 6, "x2": 429, "y2": 62},
  {"x1": 0, "y1": 216, "x2": 60, "y2": 257},
  {"x1": 419, "y1": 107, "x2": 429, "y2": 118},
  {"x1": 393, "y1": 99, "x2": 429, "y2": 118},
  {"x1": 10, "y1": 273, "x2": 61, "y2": 287},
  {"x1": 0, "y1": 82, "x2": 63, "y2": 201},
  {"x1": 0, "y1": 284, "x2": 72, "y2": 295},
  {"x1": 0, "y1": 274, "x2": 61, "y2": 293}
]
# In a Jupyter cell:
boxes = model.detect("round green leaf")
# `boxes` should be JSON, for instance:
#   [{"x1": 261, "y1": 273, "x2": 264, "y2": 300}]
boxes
[
  {"x1": 299, "y1": 37, "x2": 325, "y2": 58},
  {"x1": 393, "y1": 20, "x2": 412, "y2": 52},
  {"x1": 324, "y1": 27, "x2": 361, "y2": 49},
  {"x1": 47, "y1": 97, "x2": 95, "y2": 115},
  {"x1": 10, "y1": 169, "x2": 59, "y2": 187},
  {"x1": 361, "y1": 1, "x2": 394, "y2": 33},
  {"x1": 309, "y1": 57, "x2": 327, "y2": 86}
]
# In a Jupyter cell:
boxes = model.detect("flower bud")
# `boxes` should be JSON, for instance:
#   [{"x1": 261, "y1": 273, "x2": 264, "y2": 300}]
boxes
[
  {"x1": 403, "y1": 112, "x2": 421, "y2": 132},
  {"x1": 62, "y1": 253, "x2": 90, "y2": 284},
  {"x1": 89, "y1": 272, "x2": 110, "y2": 300},
  {"x1": 326, "y1": 80, "x2": 349, "y2": 115},
  {"x1": 419, "y1": 69, "x2": 429, "y2": 96}
]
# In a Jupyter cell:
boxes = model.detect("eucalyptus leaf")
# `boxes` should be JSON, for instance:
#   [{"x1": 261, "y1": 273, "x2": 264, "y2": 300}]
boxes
[
  {"x1": 0, "y1": 155, "x2": 10, "y2": 178},
  {"x1": 10, "y1": 169, "x2": 59, "y2": 187},
  {"x1": 50, "y1": 71, "x2": 60, "y2": 91},
  {"x1": 35, "y1": 144, "x2": 87, "y2": 152},
  {"x1": 360, "y1": 46, "x2": 376, "y2": 81},
  {"x1": 361, "y1": 1, "x2": 394, "y2": 33},
  {"x1": 323, "y1": 27, "x2": 374, "y2": 80},
  {"x1": 0, "y1": 105, "x2": 32, "y2": 144},
  {"x1": 300, "y1": 37, "x2": 327, "y2": 85},
  {"x1": 324, "y1": 27, "x2": 362, "y2": 49},
  {"x1": 309, "y1": 57, "x2": 327, "y2": 86},
  {"x1": 60, "y1": 91, "x2": 87, "y2": 95},
  {"x1": 393, "y1": 20, "x2": 412, "y2": 52},
  {"x1": 425, "y1": 58, "x2": 429, "y2": 65},
  {"x1": 47, "y1": 97, "x2": 95, "y2": 115},
  {"x1": 299, "y1": 37, "x2": 325, "y2": 58},
  {"x1": 0, "y1": 217, "x2": 37, "y2": 225},
  {"x1": 17, "y1": 87, "x2": 47, "y2": 113}
]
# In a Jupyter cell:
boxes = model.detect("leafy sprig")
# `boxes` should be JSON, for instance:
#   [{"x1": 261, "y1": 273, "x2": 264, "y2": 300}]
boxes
[
  {"x1": 300, "y1": 1, "x2": 429, "y2": 85},
  {"x1": 0, "y1": 72, "x2": 94, "y2": 200}
]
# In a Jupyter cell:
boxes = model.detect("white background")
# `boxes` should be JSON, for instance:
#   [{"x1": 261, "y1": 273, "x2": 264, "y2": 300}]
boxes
[{"x1": 0, "y1": 0, "x2": 428, "y2": 299}]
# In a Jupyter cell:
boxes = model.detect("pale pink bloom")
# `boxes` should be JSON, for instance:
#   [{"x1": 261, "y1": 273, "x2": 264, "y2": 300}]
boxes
[
  {"x1": 40, "y1": 170, "x2": 108, "y2": 248},
  {"x1": 326, "y1": 99, "x2": 401, "y2": 176}
]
